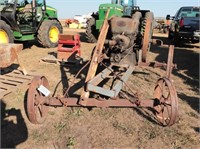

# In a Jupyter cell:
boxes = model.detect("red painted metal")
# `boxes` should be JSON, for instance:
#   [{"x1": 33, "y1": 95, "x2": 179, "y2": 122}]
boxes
[{"x1": 57, "y1": 34, "x2": 81, "y2": 61}]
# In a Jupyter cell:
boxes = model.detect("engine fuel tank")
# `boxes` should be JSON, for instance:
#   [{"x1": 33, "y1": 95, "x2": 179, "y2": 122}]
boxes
[{"x1": 110, "y1": 17, "x2": 139, "y2": 35}]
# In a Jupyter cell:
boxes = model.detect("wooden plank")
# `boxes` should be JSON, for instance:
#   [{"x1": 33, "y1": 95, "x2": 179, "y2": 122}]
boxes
[
  {"x1": 0, "y1": 75, "x2": 27, "y2": 83},
  {"x1": 0, "y1": 75, "x2": 31, "y2": 83},
  {"x1": 0, "y1": 82, "x2": 17, "y2": 88},
  {"x1": 0, "y1": 90, "x2": 12, "y2": 99},
  {"x1": 0, "y1": 69, "x2": 33, "y2": 99},
  {"x1": 4, "y1": 73, "x2": 32, "y2": 80},
  {"x1": 0, "y1": 79, "x2": 22, "y2": 86},
  {"x1": 80, "y1": 9, "x2": 110, "y2": 105},
  {"x1": 0, "y1": 44, "x2": 23, "y2": 68}
]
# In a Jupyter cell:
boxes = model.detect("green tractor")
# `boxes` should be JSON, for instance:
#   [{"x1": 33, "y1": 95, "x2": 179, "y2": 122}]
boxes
[
  {"x1": 86, "y1": 0, "x2": 154, "y2": 44},
  {"x1": 0, "y1": 0, "x2": 62, "y2": 48},
  {"x1": 86, "y1": 0, "x2": 154, "y2": 63}
]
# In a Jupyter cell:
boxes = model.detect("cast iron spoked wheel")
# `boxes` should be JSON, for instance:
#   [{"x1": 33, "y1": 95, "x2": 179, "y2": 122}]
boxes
[
  {"x1": 27, "y1": 76, "x2": 50, "y2": 124},
  {"x1": 141, "y1": 12, "x2": 154, "y2": 62},
  {"x1": 154, "y1": 77, "x2": 178, "y2": 126}
]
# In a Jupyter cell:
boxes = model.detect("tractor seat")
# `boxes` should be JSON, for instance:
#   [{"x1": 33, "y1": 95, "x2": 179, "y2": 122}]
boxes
[{"x1": 22, "y1": 4, "x2": 32, "y2": 13}]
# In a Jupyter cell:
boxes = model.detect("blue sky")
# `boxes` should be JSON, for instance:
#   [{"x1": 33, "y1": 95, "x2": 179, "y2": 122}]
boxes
[{"x1": 47, "y1": 0, "x2": 200, "y2": 19}]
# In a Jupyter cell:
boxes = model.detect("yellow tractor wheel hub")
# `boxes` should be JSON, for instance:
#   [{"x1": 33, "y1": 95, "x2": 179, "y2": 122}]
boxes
[
  {"x1": 49, "y1": 26, "x2": 59, "y2": 43},
  {"x1": 0, "y1": 29, "x2": 9, "y2": 44}
]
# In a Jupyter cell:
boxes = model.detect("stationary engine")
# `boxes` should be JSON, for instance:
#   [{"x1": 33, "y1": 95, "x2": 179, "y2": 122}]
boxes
[{"x1": 105, "y1": 12, "x2": 142, "y2": 66}]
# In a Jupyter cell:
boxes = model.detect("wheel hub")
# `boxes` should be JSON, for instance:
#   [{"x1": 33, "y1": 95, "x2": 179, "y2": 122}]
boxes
[
  {"x1": 0, "y1": 29, "x2": 9, "y2": 44},
  {"x1": 49, "y1": 26, "x2": 59, "y2": 43}
]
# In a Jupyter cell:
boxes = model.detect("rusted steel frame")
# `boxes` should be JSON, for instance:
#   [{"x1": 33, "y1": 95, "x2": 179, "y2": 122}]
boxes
[
  {"x1": 80, "y1": 9, "x2": 110, "y2": 105},
  {"x1": 166, "y1": 45, "x2": 174, "y2": 79},
  {"x1": 138, "y1": 61, "x2": 168, "y2": 68},
  {"x1": 81, "y1": 98, "x2": 155, "y2": 108},
  {"x1": 87, "y1": 66, "x2": 135, "y2": 98},
  {"x1": 33, "y1": 96, "x2": 77, "y2": 107},
  {"x1": 41, "y1": 96, "x2": 155, "y2": 108},
  {"x1": 137, "y1": 61, "x2": 176, "y2": 69}
]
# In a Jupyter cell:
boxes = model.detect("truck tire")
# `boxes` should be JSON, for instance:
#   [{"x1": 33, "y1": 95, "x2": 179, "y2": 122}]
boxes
[
  {"x1": 173, "y1": 32, "x2": 181, "y2": 46},
  {"x1": 141, "y1": 11, "x2": 154, "y2": 62},
  {"x1": 168, "y1": 30, "x2": 173, "y2": 40},
  {"x1": 86, "y1": 17, "x2": 99, "y2": 43},
  {"x1": 37, "y1": 20, "x2": 63, "y2": 48},
  {"x1": 0, "y1": 20, "x2": 14, "y2": 44}
]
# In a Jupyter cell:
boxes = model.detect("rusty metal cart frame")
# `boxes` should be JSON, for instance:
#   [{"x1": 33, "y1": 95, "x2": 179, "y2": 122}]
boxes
[{"x1": 26, "y1": 14, "x2": 178, "y2": 126}]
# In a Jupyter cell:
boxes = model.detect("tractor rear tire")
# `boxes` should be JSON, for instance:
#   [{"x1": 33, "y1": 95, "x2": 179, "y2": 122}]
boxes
[
  {"x1": 37, "y1": 20, "x2": 63, "y2": 48},
  {"x1": 86, "y1": 17, "x2": 99, "y2": 43},
  {"x1": 0, "y1": 20, "x2": 14, "y2": 44}
]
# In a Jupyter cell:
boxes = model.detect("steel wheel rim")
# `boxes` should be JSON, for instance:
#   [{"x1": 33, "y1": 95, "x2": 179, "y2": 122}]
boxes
[
  {"x1": 154, "y1": 77, "x2": 178, "y2": 126},
  {"x1": 49, "y1": 26, "x2": 59, "y2": 43},
  {"x1": 0, "y1": 29, "x2": 9, "y2": 44},
  {"x1": 141, "y1": 19, "x2": 152, "y2": 62},
  {"x1": 27, "y1": 76, "x2": 49, "y2": 124}
]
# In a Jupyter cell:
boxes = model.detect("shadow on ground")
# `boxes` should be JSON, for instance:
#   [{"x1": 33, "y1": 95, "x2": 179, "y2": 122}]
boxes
[
  {"x1": 1, "y1": 100, "x2": 28, "y2": 148},
  {"x1": 151, "y1": 41, "x2": 199, "y2": 93},
  {"x1": 51, "y1": 60, "x2": 90, "y2": 98},
  {"x1": 153, "y1": 35, "x2": 200, "y2": 48},
  {"x1": 0, "y1": 64, "x2": 19, "y2": 75},
  {"x1": 178, "y1": 93, "x2": 200, "y2": 113},
  {"x1": 151, "y1": 36, "x2": 199, "y2": 113}
]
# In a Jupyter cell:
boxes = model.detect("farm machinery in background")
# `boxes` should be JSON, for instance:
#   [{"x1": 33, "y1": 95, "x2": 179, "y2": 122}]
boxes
[
  {"x1": 154, "y1": 18, "x2": 171, "y2": 34},
  {"x1": 26, "y1": 5, "x2": 178, "y2": 126},
  {"x1": 86, "y1": 0, "x2": 153, "y2": 45},
  {"x1": 65, "y1": 14, "x2": 92, "y2": 29},
  {"x1": 0, "y1": 0, "x2": 62, "y2": 48},
  {"x1": 86, "y1": 0, "x2": 154, "y2": 64}
]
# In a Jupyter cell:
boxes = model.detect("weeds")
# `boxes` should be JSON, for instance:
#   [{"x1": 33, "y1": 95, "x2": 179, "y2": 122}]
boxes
[
  {"x1": 66, "y1": 136, "x2": 76, "y2": 148},
  {"x1": 186, "y1": 111, "x2": 199, "y2": 119},
  {"x1": 32, "y1": 130, "x2": 42, "y2": 141},
  {"x1": 145, "y1": 129, "x2": 157, "y2": 139},
  {"x1": 48, "y1": 111, "x2": 55, "y2": 115},
  {"x1": 15, "y1": 89, "x2": 24, "y2": 102},
  {"x1": 72, "y1": 107, "x2": 83, "y2": 116},
  {"x1": 113, "y1": 121, "x2": 133, "y2": 135},
  {"x1": 54, "y1": 121, "x2": 67, "y2": 133}
]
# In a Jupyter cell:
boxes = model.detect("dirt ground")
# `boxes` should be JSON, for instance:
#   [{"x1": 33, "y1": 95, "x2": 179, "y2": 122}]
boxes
[{"x1": 1, "y1": 28, "x2": 200, "y2": 149}]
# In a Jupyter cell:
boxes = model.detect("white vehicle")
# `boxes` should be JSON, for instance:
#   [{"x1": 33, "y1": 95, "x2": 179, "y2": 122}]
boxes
[{"x1": 74, "y1": 13, "x2": 92, "y2": 28}]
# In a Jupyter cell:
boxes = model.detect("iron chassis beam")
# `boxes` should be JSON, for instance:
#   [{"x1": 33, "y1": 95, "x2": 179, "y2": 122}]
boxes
[
  {"x1": 34, "y1": 60, "x2": 175, "y2": 109},
  {"x1": 34, "y1": 45, "x2": 175, "y2": 109},
  {"x1": 34, "y1": 96, "x2": 156, "y2": 108}
]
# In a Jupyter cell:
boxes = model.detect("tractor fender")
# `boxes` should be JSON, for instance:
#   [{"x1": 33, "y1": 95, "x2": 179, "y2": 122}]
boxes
[
  {"x1": 36, "y1": 18, "x2": 63, "y2": 34},
  {"x1": 0, "y1": 16, "x2": 20, "y2": 31}
]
